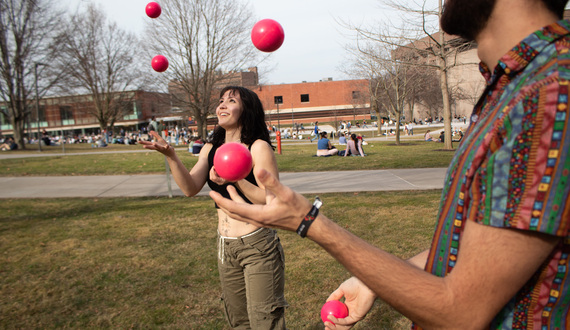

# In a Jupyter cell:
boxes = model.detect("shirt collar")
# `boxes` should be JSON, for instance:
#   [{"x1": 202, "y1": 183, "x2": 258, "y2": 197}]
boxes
[{"x1": 479, "y1": 19, "x2": 570, "y2": 85}]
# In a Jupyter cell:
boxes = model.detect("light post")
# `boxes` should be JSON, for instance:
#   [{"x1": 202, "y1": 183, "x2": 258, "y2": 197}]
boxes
[
  {"x1": 34, "y1": 62, "x2": 46, "y2": 152},
  {"x1": 274, "y1": 96, "x2": 283, "y2": 133}
]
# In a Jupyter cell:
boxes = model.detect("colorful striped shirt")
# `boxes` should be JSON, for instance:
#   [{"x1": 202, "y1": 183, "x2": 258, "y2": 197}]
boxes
[{"x1": 422, "y1": 20, "x2": 570, "y2": 329}]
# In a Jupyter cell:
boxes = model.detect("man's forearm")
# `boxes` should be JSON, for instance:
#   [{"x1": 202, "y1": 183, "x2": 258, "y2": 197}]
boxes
[{"x1": 306, "y1": 214, "x2": 450, "y2": 328}]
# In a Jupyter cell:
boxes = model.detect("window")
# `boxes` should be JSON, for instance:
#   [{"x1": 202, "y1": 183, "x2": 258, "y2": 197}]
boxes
[
  {"x1": 0, "y1": 107, "x2": 12, "y2": 130},
  {"x1": 300, "y1": 94, "x2": 309, "y2": 103},
  {"x1": 123, "y1": 101, "x2": 139, "y2": 120},
  {"x1": 31, "y1": 105, "x2": 46, "y2": 129},
  {"x1": 38, "y1": 105, "x2": 46, "y2": 122},
  {"x1": 59, "y1": 106, "x2": 75, "y2": 125},
  {"x1": 352, "y1": 91, "x2": 361, "y2": 100},
  {"x1": 274, "y1": 96, "x2": 283, "y2": 104}
]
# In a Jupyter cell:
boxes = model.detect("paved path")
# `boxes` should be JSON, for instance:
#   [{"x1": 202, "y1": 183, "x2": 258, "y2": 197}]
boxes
[{"x1": 0, "y1": 168, "x2": 447, "y2": 198}]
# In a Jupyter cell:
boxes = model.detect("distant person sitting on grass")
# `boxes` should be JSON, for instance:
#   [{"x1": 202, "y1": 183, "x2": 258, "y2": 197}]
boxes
[
  {"x1": 95, "y1": 137, "x2": 108, "y2": 148},
  {"x1": 338, "y1": 133, "x2": 347, "y2": 145},
  {"x1": 424, "y1": 130, "x2": 434, "y2": 141},
  {"x1": 316, "y1": 132, "x2": 338, "y2": 157},
  {"x1": 343, "y1": 133, "x2": 365, "y2": 157},
  {"x1": 0, "y1": 137, "x2": 17, "y2": 151},
  {"x1": 190, "y1": 136, "x2": 204, "y2": 155}
]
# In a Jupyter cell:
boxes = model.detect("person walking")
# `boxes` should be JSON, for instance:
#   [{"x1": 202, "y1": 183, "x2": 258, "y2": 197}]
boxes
[{"x1": 310, "y1": 121, "x2": 319, "y2": 142}]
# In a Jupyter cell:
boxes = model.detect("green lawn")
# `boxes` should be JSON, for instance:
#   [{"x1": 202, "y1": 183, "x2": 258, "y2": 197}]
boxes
[{"x1": 0, "y1": 191, "x2": 440, "y2": 329}]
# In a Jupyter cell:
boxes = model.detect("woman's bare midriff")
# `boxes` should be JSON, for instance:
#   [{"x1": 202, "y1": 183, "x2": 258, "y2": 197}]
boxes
[{"x1": 217, "y1": 208, "x2": 261, "y2": 237}]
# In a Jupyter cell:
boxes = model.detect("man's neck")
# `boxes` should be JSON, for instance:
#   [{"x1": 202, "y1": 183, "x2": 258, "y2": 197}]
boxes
[{"x1": 476, "y1": 0, "x2": 560, "y2": 70}]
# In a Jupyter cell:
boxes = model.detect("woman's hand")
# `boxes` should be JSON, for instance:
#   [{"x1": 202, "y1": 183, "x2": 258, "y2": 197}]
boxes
[
  {"x1": 140, "y1": 131, "x2": 175, "y2": 157},
  {"x1": 209, "y1": 166, "x2": 230, "y2": 185}
]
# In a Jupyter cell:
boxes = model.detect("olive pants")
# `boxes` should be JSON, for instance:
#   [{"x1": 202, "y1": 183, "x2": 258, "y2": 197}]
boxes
[{"x1": 218, "y1": 228, "x2": 288, "y2": 329}]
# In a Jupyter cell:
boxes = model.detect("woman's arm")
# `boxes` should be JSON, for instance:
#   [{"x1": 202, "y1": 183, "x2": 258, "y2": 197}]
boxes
[
  {"x1": 140, "y1": 131, "x2": 209, "y2": 197},
  {"x1": 234, "y1": 140, "x2": 278, "y2": 204},
  {"x1": 343, "y1": 141, "x2": 351, "y2": 157}
]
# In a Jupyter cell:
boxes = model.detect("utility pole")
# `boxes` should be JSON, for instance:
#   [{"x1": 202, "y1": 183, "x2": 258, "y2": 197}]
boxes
[{"x1": 34, "y1": 63, "x2": 46, "y2": 152}]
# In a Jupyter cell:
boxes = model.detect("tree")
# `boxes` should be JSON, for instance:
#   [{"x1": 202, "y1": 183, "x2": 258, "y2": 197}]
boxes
[
  {"x1": 343, "y1": 0, "x2": 475, "y2": 149},
  {"x1": 413, "y1": 68, "x2": 443, "y2": 120},
  {"x1": 0, "y1": 0, "x2": 63, "y2": 149},
  {"x1": 54, "y1": 4, "x2": 149, "y2": 134},
  {"x1": 344, "y1": 33, "x2": 424, "y2": 145},
  {"x1": 145, "y1": 0, "x2": 260, "y2": 138}
]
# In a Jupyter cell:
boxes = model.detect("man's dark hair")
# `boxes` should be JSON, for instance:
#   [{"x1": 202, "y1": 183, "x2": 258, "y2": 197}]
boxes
[
  {"x1": 543, "y1": 0, "x2": 569, "y2": 18},
  {"x1": 211, "y1": 86, "x2": 273, "y2": 149}
]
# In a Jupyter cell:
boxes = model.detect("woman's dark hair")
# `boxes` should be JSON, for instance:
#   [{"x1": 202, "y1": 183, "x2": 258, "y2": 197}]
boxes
[
  {"x1": 320, "y1": 131, "x2": 327, "y2": 139},
  {"x1": 350, "y1": 133, "x2": 358, "y2": 143},
  {"x1": 211, "y1": 86, "x2": 273, "y2": 149}
]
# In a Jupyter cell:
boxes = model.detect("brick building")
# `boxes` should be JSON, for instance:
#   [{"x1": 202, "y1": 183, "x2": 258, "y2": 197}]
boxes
[
  {"x1": 169, "y1": 67, "x2": 371, "y2": 130},
  {"x1": 1, "y1": 68, "x2": 371, "y2": 138},
  {"x1": 252, "y1": 78, "x2": 370, "y2": 127},
  {"x1": 0, "y1": 90, "x2": 171, "y2": 138}
]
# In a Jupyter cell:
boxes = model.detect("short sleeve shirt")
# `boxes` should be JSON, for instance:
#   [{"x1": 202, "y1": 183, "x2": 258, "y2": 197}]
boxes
[
  {"x1": 317, "y1": 138, "x2": 330, "y2": 150},
  {"x1": 421, "y1": 20, "x2": 570, "y2": 329}
]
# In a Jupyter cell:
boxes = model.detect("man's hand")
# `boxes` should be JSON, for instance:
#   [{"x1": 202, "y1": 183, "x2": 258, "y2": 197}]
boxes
[
  {"x1": 324, "y1": 277, "x2": 377, "y2": 329},
  {"x1": 210, "y1": 168, "x2": 312, "y2": 231}
]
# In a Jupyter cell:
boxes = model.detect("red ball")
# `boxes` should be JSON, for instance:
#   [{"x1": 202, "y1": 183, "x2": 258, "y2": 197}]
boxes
[
  {"x1": 251, "y1": 19, "x2": 285, "y2": 52},
  {"x1": 145, "y1": 2, "x2": 162, "y2": 18},
  {"x1": 320, "y1": 300, "x2": 348, "y2": 325},
  {"x1": 151, "y1": 55, "x2": 169, "y2": 72},
  {"x1": 213, "y1": 143, "x2": 253, "y2": 182}
]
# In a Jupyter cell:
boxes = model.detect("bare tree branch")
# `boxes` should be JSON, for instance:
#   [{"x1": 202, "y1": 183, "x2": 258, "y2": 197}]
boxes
[
  {"x1": 53, "y1": 4, "x2": 150, "y2": 133},
  {"x1": 340, "y1": 0, "x2": 478, "y2": 149},
  {"x1": 0, "y1": 0, "x2": 64, "y2": 149},
  {"x1": 144, "y1": 0, "x2": 260, "y2": 138}
]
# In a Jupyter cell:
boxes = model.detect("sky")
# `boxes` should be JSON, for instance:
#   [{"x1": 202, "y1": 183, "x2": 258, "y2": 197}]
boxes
[{"x1": 62, "y1": 0, "x2": 428, "y2": 85}]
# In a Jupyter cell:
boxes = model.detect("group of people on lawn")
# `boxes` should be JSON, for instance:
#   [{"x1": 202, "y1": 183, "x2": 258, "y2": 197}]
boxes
[{"x1": 316, "y1": 131, "x2": 365, "y2": 157}]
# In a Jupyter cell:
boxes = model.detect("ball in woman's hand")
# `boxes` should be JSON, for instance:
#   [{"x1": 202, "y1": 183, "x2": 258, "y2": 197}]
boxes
[{"x1": 213, "y1": 143, "x2": 253, "y2": 181}]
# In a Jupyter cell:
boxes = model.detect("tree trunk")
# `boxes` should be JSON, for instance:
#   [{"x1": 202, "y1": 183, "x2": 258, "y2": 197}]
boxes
[
  {"x1": 439, "y1": 67, "x2": 453, "y2": 150},
  {"x1": 196, "y1": 115, "x2": 206, "y2": 139},
  {"x1": 11, "y1": 116, "x2": 26, "y2": 150},
  {"x1": 438, "y1": 0, "x2": 453, "y2": 150},
  {"x1": 395, "y1": 111, "x2": 401, "y2": 145}
]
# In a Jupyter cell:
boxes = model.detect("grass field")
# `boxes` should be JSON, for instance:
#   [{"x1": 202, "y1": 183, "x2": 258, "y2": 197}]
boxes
[{"x1": 0, "y1": 191, "x2": 440, "y2": 329}]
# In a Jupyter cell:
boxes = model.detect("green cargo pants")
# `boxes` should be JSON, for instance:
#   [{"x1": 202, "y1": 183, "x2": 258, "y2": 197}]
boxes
[{"x1": 218, "y1": 228, "x2": 288, "y2": 329}]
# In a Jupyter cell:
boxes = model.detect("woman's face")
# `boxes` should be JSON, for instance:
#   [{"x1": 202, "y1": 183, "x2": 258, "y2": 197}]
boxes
[{"x1": 216, "y1": 90, "x2": 243, "y2": 129}]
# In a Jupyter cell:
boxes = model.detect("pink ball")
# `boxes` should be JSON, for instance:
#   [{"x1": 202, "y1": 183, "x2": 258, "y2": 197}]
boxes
[
  {"x1": 145, "y1": 2, "x2": 162, "y2": 19},
  {"x1": 213, "y1": 143, "x2": 253, "y2": 182},
  {"x1": 320, "y1": 300, "x2": 348, "y2": 324},
  {"x1": 251, "y1": 19, "x2": 285, "y2": 52},
  {"x1": 151, "y1": 55, "x2": 169, "y2": 72}
]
